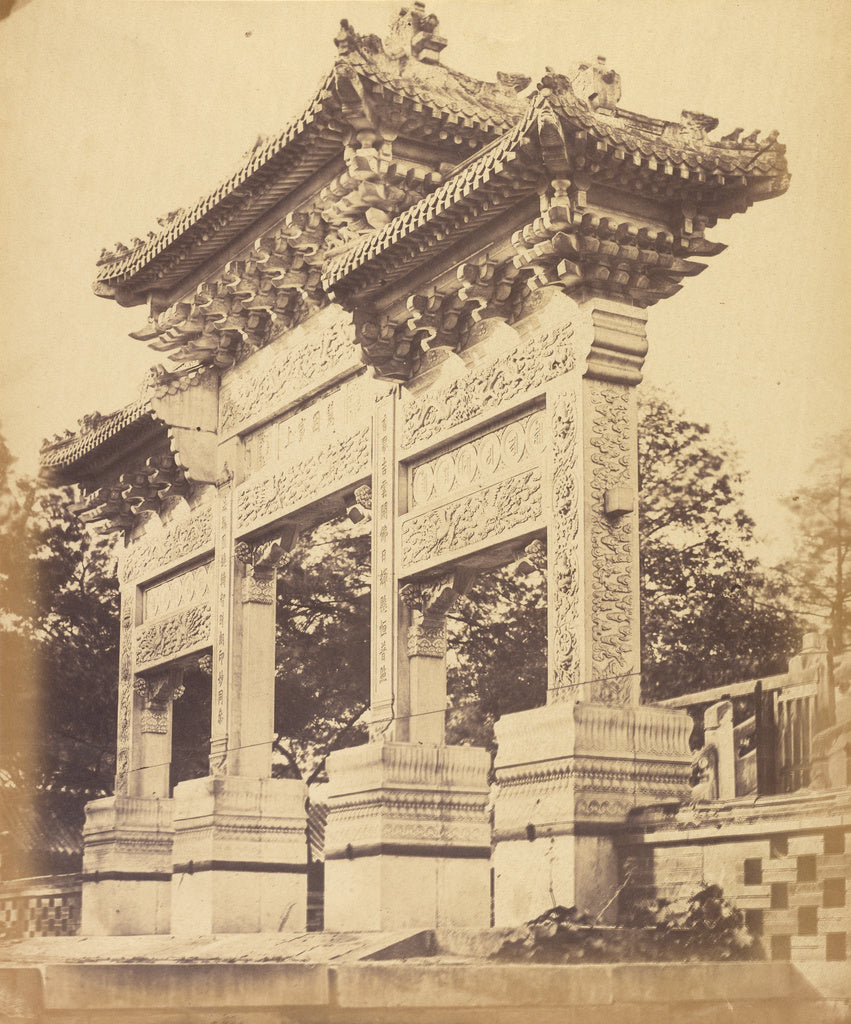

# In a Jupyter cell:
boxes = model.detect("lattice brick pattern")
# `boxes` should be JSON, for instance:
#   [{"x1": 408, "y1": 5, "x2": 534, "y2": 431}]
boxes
[
  {"x1": 0, "y1": 888, "x2": 81, "y2": 938},
  {"x1": 735, "y1": 827, "x2": 849, "y2": 962}
]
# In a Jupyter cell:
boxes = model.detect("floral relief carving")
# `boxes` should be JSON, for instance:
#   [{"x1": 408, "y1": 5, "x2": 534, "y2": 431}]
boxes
[
  {"x1": 400, "y1": 468, "x2": 543, "y2": 569},
  {"x1": 120, "y1": 504, "x2": 214, "y2": 583},
  {"x1": 587, "y1": 380, "x2": 634, "y2": 705},
  {"x1": 134, "y1": 602, "x2": 213, "y2": 669},
  {"x1": 548, "y1": 382, "x2": 581, "y2": 702},
  {"x1": 141, "y1": 560, "x2": 213, "y2": 620},
  {"x1": 114, "y1": 588, "x2": 135, "y2": 794},
  {"x1": 236, "y1": 426, "x2": 371, "y2": 531},
  {"x1": 219, "y1": 311, "x2": 357, "y2": 434},
  {"x1": 406, "y1": 620, "x2": 447, "y2": 658},
  {"x1": 408, "y1": 409, "x2": 545, "y2": 509},
  {"x1": 401, "y1": 322, "x2": 576, "y2": 451}
]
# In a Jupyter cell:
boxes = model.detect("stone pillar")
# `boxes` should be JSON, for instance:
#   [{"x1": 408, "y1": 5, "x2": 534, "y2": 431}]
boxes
[
  {"x1": 168, "y1": 524, "x2": 308, "y2": 932},
  {"x1": 492, "y1": 290, "x2": 693, "y2": 924},
  {"x1": 324, "y1": 399, "x2": 491, "y2": 931},
  {"x1": 324, "y1": 742, "x2": 491, "y2": 931},
  {"x1": 170, "y1": 775, "x2": 307, "y2": 934},
  {"x1": 80, "y1": 795, "x2": 173, "y2": 935},
  {"x1": 131, "y1": 666, "x2": 185, "y2": 798},
  {"x1": 80, "y1": 585, "x2": 179, "y2": 935}
]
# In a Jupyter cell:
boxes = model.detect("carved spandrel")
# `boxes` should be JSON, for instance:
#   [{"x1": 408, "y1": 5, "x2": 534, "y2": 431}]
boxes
[
  {"x1": 134, "y1": 668, "x2": 185, "y2": 734},
  {"x1": 400, "y1": 468, "x2": 543, "y2": 571}
]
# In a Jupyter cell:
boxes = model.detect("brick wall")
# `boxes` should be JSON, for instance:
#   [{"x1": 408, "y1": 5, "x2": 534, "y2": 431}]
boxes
[
  {"x1": 0, "y1": 874, "x2": 81, "y2": 939},
  {"x1": 618, "y1": 790, "x2": 850, "y2": 963}
]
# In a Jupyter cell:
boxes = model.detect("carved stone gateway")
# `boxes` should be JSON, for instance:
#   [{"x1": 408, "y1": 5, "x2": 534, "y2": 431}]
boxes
[{"x1": 42, "y1": 7, "x2": 788, "y2": 934}]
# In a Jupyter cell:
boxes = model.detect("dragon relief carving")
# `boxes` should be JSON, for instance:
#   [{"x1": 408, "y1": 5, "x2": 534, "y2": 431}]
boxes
[
  {"x1": 402, "y1": 322, "x2": 576, "y2": 451},
  {"x1": 120, "y1": 504, "x2": 214, "y2": 583},
  {"x1": 135, "y1": 603, "x2": 213, "y2": 669},
  {"x1": 588, "y1": 380, "x2": 634, "y2": 705},
  {"x1": 236, "y1": 426, "x2": 371, "y2": 532},
  {"x1": 219, "y1": 311, "x2": 357, "y2": 434},
  {"x1": 548, "y1": 383, "x2": 581, "y2": 702},
  {"x1": 400, "y1": 469, "x2": 543, "y2": 568}
]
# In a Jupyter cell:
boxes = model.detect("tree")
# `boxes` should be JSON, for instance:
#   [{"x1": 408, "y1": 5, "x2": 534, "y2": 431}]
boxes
[
  {"x1": 0, "y1": 429, "x2": 119, "y2": 798},
  {"x1": 272, "y1": 518, "x2": 372, "y2": 781},
  {"x1": 779, "y1": 427, "x2": 851, "y2": 651},
  {"x1": 638, "y1": 393, "x2": 800, "y2": 702}
]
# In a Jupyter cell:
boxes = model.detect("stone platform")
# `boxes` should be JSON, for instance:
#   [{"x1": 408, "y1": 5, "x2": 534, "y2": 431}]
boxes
[{"x1": 1, "y1": 932, "x2": 849, "y2": 1023}]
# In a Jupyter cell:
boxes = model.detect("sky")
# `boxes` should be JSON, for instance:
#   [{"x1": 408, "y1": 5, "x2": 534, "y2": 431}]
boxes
[{"x1": 1, "y1": 0, "x2": 849, "y2": 559}]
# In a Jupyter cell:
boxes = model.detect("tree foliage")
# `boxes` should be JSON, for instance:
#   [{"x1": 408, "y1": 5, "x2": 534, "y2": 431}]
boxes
[
  {"x1": 0, "y1": 430, "x2": 119, "y2": 798},
  {"x1": 272, "y1": 518, "x2": 371, "y2": 781},
  {"x1": 779, "y1": 427, "x2": 851, "y2": 650},
  {"x1": 638, "y1": 393, "x2": 800, "y2": 701}
]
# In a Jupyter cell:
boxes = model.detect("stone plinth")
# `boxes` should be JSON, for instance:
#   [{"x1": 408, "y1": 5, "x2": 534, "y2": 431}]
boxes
[
  {"x1": 80, "y1": 795, "x2": 173, "y2": 936},
  {"x1": 492, "y1": 702, "x2": 692, "y2": 925},
  {"x1": 170, "y1": 776, "x2": 308, "y2": 934},
  {"x1": 324, "y1": 742, "x2": 491, "y2": 931}
]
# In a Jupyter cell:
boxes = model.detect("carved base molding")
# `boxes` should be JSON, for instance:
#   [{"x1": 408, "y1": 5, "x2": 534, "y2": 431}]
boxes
[
  {"x1": 170, "y1": 775, "x2": 308, "y2": 935},
  {"x1": 81, "y1": 795, "x2": 174, "y2": 936},
  {"x1": 324, "y1": 741, "x2": 491, "y2": 931},
  {"x1": 491, "y1": 702, "x2": 693, "y2": 926}
]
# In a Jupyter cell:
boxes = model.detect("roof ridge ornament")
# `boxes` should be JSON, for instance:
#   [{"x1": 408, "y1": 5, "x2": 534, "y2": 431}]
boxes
[
  {"x1": 335, "y1": 3, "x2": 447, "y2": 65},
  {"x1": 539, "y1": 56, "x2": 622, "y2": 111}
]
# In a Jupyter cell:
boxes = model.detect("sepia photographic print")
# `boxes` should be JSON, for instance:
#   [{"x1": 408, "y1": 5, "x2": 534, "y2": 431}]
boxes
[{"x1": 0, "y1": 1, "x2": 849, "y2": 1020}]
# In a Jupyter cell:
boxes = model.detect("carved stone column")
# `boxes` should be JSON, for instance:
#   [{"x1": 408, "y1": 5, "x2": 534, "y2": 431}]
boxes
[
  {"x1": 170, "y1": 530, "x2": 308, "y2": 933},
  {"x1": 400, "y1": 571, "x2": 474, "y2": 745},
  {"x1": 492, "y1": 289, "x2": 693, "y2": 924},
  {"x1": 130, "y1": 666, "x2": 185, "y2": 798}
]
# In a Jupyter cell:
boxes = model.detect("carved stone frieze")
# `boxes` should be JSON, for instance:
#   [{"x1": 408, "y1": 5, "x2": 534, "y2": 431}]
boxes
[
  {"x1": 134, "y1": 602, "x2": 213, "y2": 670},
  {"x1": 547, "y1": 381, "x2": 582, "y2": 701},
  {"x1": 400, "y1": 468, "x2": 543, "y2": 571},
  {"x1": 408, "y1": 409, "x2": 546, "y2": 509},
  {"x1": 141, "y1": 559, "x2": 213, "y2": 621},
  {"x1": 236, "y1": 426, "x2": 371, "y2": 533},
  {"x1": 587, "y1": 380, "x2": 634, "y2": 705},
  {"x1": 219, "y1": 309, "x2": 359, "y2": 435},
  {"x1": 120, "y1": 504, "x2": 214, "y2": 583},
  {"x1": 401, "y1": 321, "x2": 576, "y2": 451}
]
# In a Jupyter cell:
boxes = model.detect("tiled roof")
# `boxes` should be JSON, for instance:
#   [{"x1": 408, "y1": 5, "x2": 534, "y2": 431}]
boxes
[
  {"x1": 93, "y1": 53, "x2": 523, "y2": 298},
  {"x1": 40, "y1": 400, "x2": 152, "y2": 472},
  {"x1": 0, "y1": 789, "x2": 84, "y2": 863}
]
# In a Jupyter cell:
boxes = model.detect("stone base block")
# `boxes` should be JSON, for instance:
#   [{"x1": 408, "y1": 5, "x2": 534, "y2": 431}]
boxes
[
  {"x1": 170, "y1": 775, "x2": 308, "y2": 935},
  {"x1": 80, "y1": 795, "x2": 173, "y2": 936},
  {"x1": 324, "y1": 742, "x2": 492, "y2": 931},
  {"x1": 492, "y1": 702, "x2": 693, "y2": 925}
]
